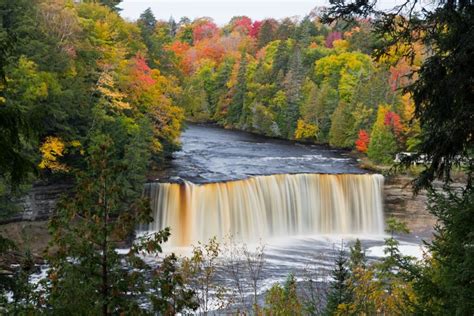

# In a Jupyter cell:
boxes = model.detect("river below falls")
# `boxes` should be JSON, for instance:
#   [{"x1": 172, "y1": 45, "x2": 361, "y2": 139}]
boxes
[{"x1": 136, "y1": 123, "x2": 429, "y2": 312}]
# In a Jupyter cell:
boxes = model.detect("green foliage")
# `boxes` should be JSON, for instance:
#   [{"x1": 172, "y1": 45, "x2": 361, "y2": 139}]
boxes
[
  {"x1": 227, "y1": 53, "x2": 248, "y2": 126},
  {"x1": 314, "y1": 83, "x2": 339, "y2": 142},
  {"x1": 410, "y1": 188, "x2": 474, "y2": 315},
  {"x1": 0, "y1": 0, "x2": 43, "y2": 187},
  {"x1": 349, "y1": 239, "x2": 366, "y2": 271},
  {"x1": 378, "y1": 217, "x2": 411, "y2": 285},
  {"x1": 282, "y1": 46, "x2": 304, "y2": 138},
  {"x1": 336, "y1": 232, "x2": 417, "y2": 315},
  {"x1": 150, "y1": 253, "x2": 199, "y2": 314},
  {"x1": 138, "y1": 9, "x2": 176, "y2": 74},
  {"x1": 367, "y1": 105, "x2": 397, "y2": 164},
  {"x1": 97, "y1": 0, "x2": 122, "y2": 12},
  {"x1": 323, "y1": 1, "x2": 474, "y2": 315},
  {"x1": 0, "y1": 250, "x2": 38, "y2": 314},
  {"x1": 264, "y1": 273, "x2": 302, "y2": 316},
  {"x1": 210, "y1": 58, "x2": 234, "y2": 117},
  {"x1": 252, "y1": 103, "x2": 276, "y2": 136},
  {"x1": 271, "y1": 40, "x2": 290, "y2": 78},
  {"x1": 325, "y1": 246, "x2": 351, "y2": 315},
  {"x1": 43, "y1": 134, "x2": 196, "y2": 314},
  {"x1": 257, "y1": 20, "x2": 276, "y2": 49},
  {"x1": 4, "y1": 3, "x2": 473, "y2": 315},
  {"x1": 175, "y1": 15, "x2": 413, "y2": 165},
  {"x1": 329, "y1": 101, "x2": 352, "y2": 147},
  {"x1": 1, "y1": 1, "x2": 189, "y2": 312}
]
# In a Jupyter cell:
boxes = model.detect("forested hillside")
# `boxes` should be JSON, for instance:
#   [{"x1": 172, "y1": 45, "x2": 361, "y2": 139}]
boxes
[
  {"x1": 0, "y1": 0, "x2": 184, "y2": 205},
  {"x1": 150, "y1": 13, "x2": 424, "y2": 164}
]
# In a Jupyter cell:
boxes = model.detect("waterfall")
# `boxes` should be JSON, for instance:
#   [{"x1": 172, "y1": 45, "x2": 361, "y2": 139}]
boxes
[{"x1": 144, "y1": 173, "x2": 384, "y2": 246}]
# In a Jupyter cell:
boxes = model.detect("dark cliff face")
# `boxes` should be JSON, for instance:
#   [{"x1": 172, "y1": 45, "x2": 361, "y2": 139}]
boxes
[
  {"x1": 383, "y1": 175, "x2": 436, "y2": 237},
  {"x1": 2, "y1": 183, "x2": 72, "y2": 224}
]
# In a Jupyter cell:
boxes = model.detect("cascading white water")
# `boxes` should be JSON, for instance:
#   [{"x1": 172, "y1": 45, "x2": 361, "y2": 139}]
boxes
[{"x1": 144, "y1": 173, "x2": 384, "y2": 246}]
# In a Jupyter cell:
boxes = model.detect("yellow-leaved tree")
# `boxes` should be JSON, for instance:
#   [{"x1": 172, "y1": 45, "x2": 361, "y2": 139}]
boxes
[{"x1": 39, "y1": 136, "x2": 68, "y2": 172}]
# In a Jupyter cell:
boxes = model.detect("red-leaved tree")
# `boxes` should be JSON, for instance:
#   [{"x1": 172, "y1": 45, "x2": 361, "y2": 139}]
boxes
[
  {"x1": 384, "y1": 111, "x2": 403, "y2": 136},
  {"x1": 355, "y1": 129, "x2": 370, "y2": 153},
  {"x1": 233, "y1": 16, "x2": 252, "y2": 34},
  {"x1": 325, "y1": 31, "x2": 342, "y2": 48},
  {"x1": 249, "y1": 20, "x2": 262, "y2": 38},
  {"x1": 193, "y1": 21, "x2": 218, "y2": 42}
]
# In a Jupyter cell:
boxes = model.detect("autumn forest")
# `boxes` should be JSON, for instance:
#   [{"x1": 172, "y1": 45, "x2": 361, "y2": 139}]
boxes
[{"x1": 1, "y1": 0, "x2": 473, "y2": 315}]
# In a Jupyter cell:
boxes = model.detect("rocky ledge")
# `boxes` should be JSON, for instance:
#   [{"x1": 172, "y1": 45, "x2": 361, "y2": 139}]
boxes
[{"x1": 383, "y1": 175, "x2": 436, "y2": 236}]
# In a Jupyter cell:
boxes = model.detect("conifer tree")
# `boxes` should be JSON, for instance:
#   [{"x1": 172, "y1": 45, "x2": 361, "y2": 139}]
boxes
[
  {"x1": 264, "y1": 273, "x2": 302, "y2": 315},
  {"x1": 227, "y1": 53, "x2": 247, "y2": 125},
  {"x1": 168, "y1": 17, "x2": 177, "y2": 37},
  {"x1": 295, "y1": 15, "x2": 318, "y2": 46},
  {"x1": 329, "y1": 101, "x2": 353, "y2": 147},
  {"x1": 276, "y1": 18, "x2": 296, "y2": 40},
  {"x1": 283, "y1": 46, "x2": 304, "y2": 137},
  {"x1": 410, "y1": 188, "x2": 474, "y2": 314},
  {"x1": 137, "y1": 8, "x2": 157, "y2": 58},
  {"x1": 45, "y1": 134, "x2": 197, "y2": 315},
  {"x1": 257, "y1": 20, "x2": 275, "y2": 48},
  {"x1": 367, "y1": 105, "x2": 397, "y2": 164},
  {"x1": 325, "y1": 244, "x2": 351, "y2": 315},
  {"x1": 98, "y1": 0, "x2": 122, "y2": 12},
  {"x1": 315, "y1": 83, "x2": 339, "y2": 142},
  {"x1": 349, "y1": 238, "x2": 366, "y2": 271},
  {"x1": 210, "y1": 58, "x2": 234, "y2": 117},
  {"x1": 271, "y1": 40, "x2": 289, "y2": 79}
]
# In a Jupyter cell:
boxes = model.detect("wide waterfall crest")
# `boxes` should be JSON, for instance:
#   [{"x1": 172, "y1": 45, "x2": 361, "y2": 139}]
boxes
[{"x1": 145, "y1": 173, "x2": 384, "y2": 246}]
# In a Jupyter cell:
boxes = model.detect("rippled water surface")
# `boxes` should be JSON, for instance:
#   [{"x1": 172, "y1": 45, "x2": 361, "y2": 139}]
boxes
[{"x1": 157, "y1": 124, "x2": 365, "y2": 183}]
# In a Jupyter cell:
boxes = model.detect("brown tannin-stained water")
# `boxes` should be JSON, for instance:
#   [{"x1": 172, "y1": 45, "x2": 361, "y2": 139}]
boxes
[{"x1": 145, "y1": 173, "x2": 384, "y2": 246}]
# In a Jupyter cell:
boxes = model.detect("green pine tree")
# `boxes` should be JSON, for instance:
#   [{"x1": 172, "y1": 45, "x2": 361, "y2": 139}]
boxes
[
  {"x1": 271, "y1": 40, "x2": 290, "y2": 79},
  {"x1": 325, "y1": 244, "x2": 351, "y2": 315},
  {"x1": 329, "y1": 100, "x2": 353, "y2": 147},
  {"x1": 283, "y1": 46, "x2": 304, "y2": 137},
  {"x1": 349, "y1": 239, "x2": 366, "y2": 271},
  {"x1": 98, "y1": 0, "x2": 122, "y2": 12},
  {"x1": 367, "y1": 105, "x2": 397, "y2": 164},
  {"x1": 227, "y1": 53, "x2": 248, "y2": 125},
  {"x1": 257, "y1": 20, "x2": 275, "y2": 49}
]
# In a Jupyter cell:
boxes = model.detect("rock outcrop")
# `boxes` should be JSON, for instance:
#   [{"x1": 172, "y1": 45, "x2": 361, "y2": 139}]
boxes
[
  {"x1": 5, "y1": 182, "x2": 72, "y2": 223},
  {"x1": 383, "y1": 175, "x2": 436, "y2": 235}
]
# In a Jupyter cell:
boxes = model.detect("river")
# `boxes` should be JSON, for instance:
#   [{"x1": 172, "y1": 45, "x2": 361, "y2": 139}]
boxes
[
  {"x1": 140, "y1": 123, "x2": 425, "y2": 313},
  {"x1": 156, "y1": 123, "x2": 365, "y2": 183}
]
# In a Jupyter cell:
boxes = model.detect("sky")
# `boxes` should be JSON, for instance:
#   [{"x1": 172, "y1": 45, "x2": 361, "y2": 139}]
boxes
[
  {"x1": 118, "y1": 0, "x2": 420, "y2": 25},
  {"x1": 118, "y1": 0, "x2": 331, "y2": 24}
]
